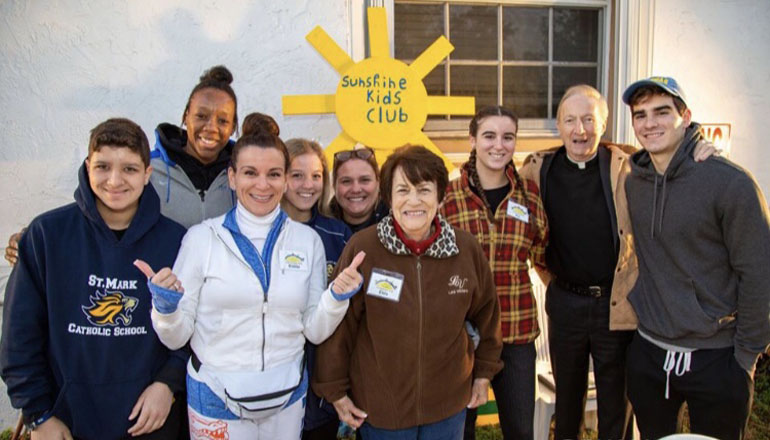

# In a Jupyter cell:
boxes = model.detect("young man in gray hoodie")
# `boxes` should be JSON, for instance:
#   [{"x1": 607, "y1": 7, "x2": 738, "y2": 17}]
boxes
[{"x1": 622, "y1": 76, "x2": 770, "y2": 440}]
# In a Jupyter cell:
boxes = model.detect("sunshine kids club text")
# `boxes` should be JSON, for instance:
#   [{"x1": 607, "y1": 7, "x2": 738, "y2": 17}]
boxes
[{"x1": 341, "y1": 73, "x2": 409, "y2": 123}]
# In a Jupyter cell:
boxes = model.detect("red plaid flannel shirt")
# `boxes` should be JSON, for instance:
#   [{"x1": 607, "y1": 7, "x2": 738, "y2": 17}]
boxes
[{"x1": 441, "y1": 163, "x2": 548, "y2": 344}]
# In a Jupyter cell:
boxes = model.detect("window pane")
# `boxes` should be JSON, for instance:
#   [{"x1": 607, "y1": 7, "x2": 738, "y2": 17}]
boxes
[
  {"x1": 426, "y1": 63, "x2": 446, "y2": 120},
  {"x1": 553, "y1": 66, "x2": 598, "y2": 112},
  {"x1": 424, "y1": 63, "x2": 446, "y2": 96},
  {"x1": 503, "y1": 67, "x2": 548, "y2": 118},
  {"x1": 553, "y1": 8, "x2": 599, "y2": 62},
  {"x1": 503, "y1": 7, "x2": 548, "y2": 61},
  {"x1": 451, "y1": 65, "x2": 497, "y2": 112},
  {"x1": 449, "y1": 5, "x2": 497, "y2": 60},
  {"x1": 394, "y1": 3, "x2": 444, "y2": 60}
]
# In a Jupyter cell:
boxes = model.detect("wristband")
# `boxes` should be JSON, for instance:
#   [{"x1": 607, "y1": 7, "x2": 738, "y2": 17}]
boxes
[{"x1": 24, "y1": 410, "x2": 52, "y2": 430}]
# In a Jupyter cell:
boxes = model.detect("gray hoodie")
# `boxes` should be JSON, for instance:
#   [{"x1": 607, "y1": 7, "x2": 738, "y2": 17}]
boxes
[
  {"x1": 149, "y1": 126, "x2": 235, "y2": 229},
  {"x1": 626, "y1": 123, "x2": 770, "y2": 372}
]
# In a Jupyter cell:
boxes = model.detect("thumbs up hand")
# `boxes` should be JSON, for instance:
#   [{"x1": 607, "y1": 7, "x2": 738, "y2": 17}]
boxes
[
  {"x1": 330, "y1": 251, "x2": 365, "y2": 297},
  {"x1": 134, "y1": 259, "x2": 184, "y2": 294}
]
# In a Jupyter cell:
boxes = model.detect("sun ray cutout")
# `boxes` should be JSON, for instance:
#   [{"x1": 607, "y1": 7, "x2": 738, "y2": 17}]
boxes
[{"x1": 282, "y1": 7, "x2": 475, "y2": 172}]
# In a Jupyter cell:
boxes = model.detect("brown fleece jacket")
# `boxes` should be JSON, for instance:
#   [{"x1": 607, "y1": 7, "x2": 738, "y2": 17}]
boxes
[{"x1": 312, "y1": 216, "x2": 503, "y2": 429}]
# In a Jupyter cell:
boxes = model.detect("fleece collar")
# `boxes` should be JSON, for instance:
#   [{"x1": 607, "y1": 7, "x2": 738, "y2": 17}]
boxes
[{"x1": 376, "y1": 214, "x2": 459, "y2": 258}]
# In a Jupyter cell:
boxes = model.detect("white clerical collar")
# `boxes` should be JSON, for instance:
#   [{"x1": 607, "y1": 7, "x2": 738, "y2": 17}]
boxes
[{"x1": 565, "y1": 151, "x2": 598, "y2": 170}]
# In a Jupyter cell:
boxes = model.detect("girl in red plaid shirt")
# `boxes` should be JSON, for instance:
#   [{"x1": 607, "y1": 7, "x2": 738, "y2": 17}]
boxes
[{"x1": 441, "y1": 106, "x2": 548, "y2": 440}]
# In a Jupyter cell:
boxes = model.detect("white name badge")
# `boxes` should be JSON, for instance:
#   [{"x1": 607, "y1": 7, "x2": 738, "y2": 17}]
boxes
[
  {"x1": 507, "y1": 200, "x2": 530, "y2": 224},
  {"x1": 366, "y1": 268, "x2": 405, "y2": 302},
  {"x1": 279, "y1": 250, "x2": 309, "y2": 271}
]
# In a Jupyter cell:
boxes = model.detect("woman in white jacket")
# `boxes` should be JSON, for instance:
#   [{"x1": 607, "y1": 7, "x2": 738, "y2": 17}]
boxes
[{"x1": 135, "y1": 131, "x2": 365, "y2": 440}]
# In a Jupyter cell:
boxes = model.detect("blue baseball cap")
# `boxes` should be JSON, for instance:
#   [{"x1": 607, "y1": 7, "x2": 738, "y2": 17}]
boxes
[{"x1": 622, "y1": 76, "x2": 688, "y2": 107}]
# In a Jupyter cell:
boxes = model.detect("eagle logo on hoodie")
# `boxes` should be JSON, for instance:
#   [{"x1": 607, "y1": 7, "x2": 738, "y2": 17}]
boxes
[{"x1": 82, "y1": 289, "x2": 139, "y2": 326}]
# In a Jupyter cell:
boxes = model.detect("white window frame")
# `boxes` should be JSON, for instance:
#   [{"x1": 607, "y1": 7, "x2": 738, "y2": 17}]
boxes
[
  {"x1": 388, "y1": 0, "x2": 611, "y2": 138},
  {"x1": 612, "y1": 0, "x2": 655, "y2": 145},
  {"x1": 349, "y1": 0, "x2": 654, "y2": 143}
]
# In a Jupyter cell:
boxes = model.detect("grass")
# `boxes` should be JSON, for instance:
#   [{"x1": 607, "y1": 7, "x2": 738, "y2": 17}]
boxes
[{"x1": 746, "y1": 355, "x2": 770, "y2": 440}]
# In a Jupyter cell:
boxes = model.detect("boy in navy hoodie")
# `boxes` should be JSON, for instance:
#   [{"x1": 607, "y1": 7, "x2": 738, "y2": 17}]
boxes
[{"x1": 1, "y1": 118, "x2": 188, "y2": 439}]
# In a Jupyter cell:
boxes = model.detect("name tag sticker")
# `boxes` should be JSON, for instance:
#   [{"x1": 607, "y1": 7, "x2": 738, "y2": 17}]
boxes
[
  {"x1": 366, "y1": 268, "x2": 405, "y2": 302},
  {"x1": 507, "y1": 200, "x2": 529, "y2": 223},
  {"x1": 279, "y1": 250, "x2": 309, "y2": 271}
]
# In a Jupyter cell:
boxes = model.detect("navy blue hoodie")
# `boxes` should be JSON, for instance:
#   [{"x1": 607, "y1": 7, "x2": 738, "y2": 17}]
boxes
[
  {"x1": 1, "y1": 163, "x2": 187, "y2": 439},
  {"x1": 303, "y1": 208, "x2": 351, "y2": 431}
]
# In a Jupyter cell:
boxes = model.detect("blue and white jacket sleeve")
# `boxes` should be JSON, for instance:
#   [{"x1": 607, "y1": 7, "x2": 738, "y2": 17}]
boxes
[
  {"x1": 150, "y1": 225, "x2": 209, "y2": 350},
  {"x1": 303, "y1": 233, "x2": 351, "y2": 344},
  {"x1": 0, "y1": 225, "x2": 56, "y2": 419}
]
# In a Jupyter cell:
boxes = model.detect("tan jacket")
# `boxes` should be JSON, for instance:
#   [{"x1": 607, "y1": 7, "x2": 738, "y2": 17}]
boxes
[{"x1": 519, "y1": 143, "x2": 639, "y2": 330}]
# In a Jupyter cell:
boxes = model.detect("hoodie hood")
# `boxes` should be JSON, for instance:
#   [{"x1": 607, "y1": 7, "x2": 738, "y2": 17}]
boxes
[
  {"x1": 150, "y1": 123, "x2": 234, "y2": 204},
  {"x1": 629, "y1": 123, "x2": 703, "y2": 238},
  {"x1": 152, "y1": 122, "x2": 233, "y2": 168},
  {"x1": 154, "y1": 122, "x2": 187, "y2": 163},
  {"x1": 74, "y1": 162, "x2": 161, "y2": 245}
]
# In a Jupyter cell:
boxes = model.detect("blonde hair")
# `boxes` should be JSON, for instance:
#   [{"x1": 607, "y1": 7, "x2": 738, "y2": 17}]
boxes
[
  {"x1": 285, "y1": 138, "x2": 332, "y2": 216},
  {"x1": 556, "y1": 84, "x2": 609, "y2": 125}
]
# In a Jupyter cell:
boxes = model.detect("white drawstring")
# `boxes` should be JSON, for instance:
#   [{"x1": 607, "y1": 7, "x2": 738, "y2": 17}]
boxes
[{"x1": 662, "y1": 350, "x2": 692, "y2": 399}]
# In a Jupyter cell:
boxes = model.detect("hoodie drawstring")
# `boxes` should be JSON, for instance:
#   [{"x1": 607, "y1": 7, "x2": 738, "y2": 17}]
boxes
[
  {"x1": 650, "y1": 175, "x2": 658, "y2": 238},
  {"x1": 658, "y1": 174, "x2": 668, "y2": 235},
  {"x1": 663, "y1": 350, "x2": 691, "y2": 399},
  {"x1": 650, "y1": 173, "x2": 669, "y2": 238},
  {"x1": 164, "y1": 160, "x2": 172, "y2": 203}
]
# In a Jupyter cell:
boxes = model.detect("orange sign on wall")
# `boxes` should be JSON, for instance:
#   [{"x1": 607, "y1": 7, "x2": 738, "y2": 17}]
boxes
[{"x1": 701, "y1": 123, "x2": 731, "y2": 156}]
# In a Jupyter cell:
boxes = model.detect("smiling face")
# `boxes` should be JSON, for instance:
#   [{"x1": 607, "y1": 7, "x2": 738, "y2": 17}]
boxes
[
  {"x1": 631, "y1": 93, "x2": 692, "y2": 172},
  {"x1": 228, "y1": 146, "x2": 287, "y2": 217},
  {"x1": 470, "y1": 115, "x2": 517, "y2": 178},
  {"x1": 390, "y1": 166, "x2": 439, "y2": 242},
  {"x1": 334, "y1": 158, "x2": 379, "y2": 225},
  {"x1": 557, "y1": 93, "x2": 607, "y2": 162},
  {"x1": 86, "y1": 146, "x2": 152, "y2": 227},
  {"x1": 283, "y1": 153, "x2": 324, "y2": 220},
  {"x1": 183, "y1": 88, "x2": 236, "y2": 165}
]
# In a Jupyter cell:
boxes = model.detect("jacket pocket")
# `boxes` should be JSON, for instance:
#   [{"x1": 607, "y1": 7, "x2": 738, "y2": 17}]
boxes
[
  {"x1": 57, "y1": 377, "x2": 152, "y2": 440},
  {"x1": 207, "y1": 307, "x2": 262, "y2": 364},
  {"x1": 651, "y1": 278, "x2": 719, "y2": 339}
]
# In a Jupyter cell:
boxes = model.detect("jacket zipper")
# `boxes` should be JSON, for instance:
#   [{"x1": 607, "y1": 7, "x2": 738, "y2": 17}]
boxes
[
  {"x1": 416, "y1": 256, "x2": 423, "y2": 422},
  {"x1": 214, "y1": 228, "x2": 269, "y2": 371},
  {"x1": 256, "y1": 252, "x2": 269, "y2": 372},
  {"x1": 198, "y1": 189, "x2": 206, "y2": 202}
]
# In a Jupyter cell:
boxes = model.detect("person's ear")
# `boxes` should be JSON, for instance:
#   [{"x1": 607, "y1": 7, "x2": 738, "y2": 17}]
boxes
[
  {"x1": 682, "y1": 108, "x2": 692, "y2": 126},
  {"x1": 144, "y1": 165, "x2": 153, "y2": 185},
  {"x1": 227, "y1": 167, "x2": 236, "y2": 190}
]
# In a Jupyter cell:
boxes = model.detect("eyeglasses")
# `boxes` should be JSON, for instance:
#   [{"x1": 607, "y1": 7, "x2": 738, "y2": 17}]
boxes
[{"x1": 333, "y1": 147, "x2": 375, "y2": 164}]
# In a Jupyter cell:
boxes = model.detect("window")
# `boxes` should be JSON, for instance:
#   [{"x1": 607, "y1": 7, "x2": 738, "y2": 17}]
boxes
[{"x1": 394, "y1": 1, "x2": 608, "y2": 134}]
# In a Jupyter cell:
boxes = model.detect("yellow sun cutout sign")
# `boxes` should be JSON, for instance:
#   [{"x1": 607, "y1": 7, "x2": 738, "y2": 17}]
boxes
[{"x1": 282, "y1": 7, "x2": 475, "y2": 172}]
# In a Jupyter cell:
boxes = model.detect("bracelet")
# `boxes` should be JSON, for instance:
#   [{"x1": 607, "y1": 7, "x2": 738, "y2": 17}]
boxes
[{"x1": 24, "y1": 411, "x2": 52, "y2": 431}]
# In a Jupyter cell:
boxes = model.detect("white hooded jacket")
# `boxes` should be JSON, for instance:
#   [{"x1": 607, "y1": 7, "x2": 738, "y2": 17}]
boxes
[{"x1": 151, "y1": 204, "x2": 349, "y2": 372}]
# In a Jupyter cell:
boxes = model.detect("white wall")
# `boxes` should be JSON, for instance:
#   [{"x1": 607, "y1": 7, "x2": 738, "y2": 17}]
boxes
[
  {"x1": 0, "y1": 0, "x2": 351, "y2": 286},
  {"x1": 0, "y1": 0, "x2": 352, "y2": 427},
  {"x1": 651, "y1": 0, "x2": 770, "y2": 196}
]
